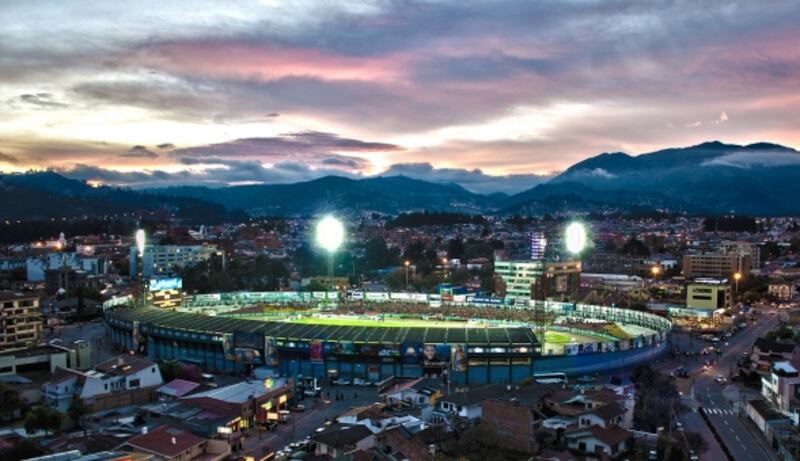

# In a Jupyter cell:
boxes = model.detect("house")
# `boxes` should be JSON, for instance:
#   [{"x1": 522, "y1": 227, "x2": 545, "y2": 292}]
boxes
[
  {"x1": 337, "y1": 403, "x2": 421, "y2": 433},
  {"x1": 480, "y1": 384, "x2": 559, "y2": 454},
  {"x1": 434, "y1": 383, "x2": 551, "y2": 423},
  {"x1": 564, "y1": 425, "x2": 632, "y2": 459},
  {"x1": 378, "y1": 377, "x2": 441, "y2": 409},
  {"x1": 374, "y1": 425, "x2": 433, "y2": 461},
  {"x1": 746, "y1": 399, "x2": 793, "y2": 444},
  {"x1": 761, "y1": 362, "x2": 800, "y2": 424},
  {"x1": 180, "y1": 377, "x2": 293, "y2": 430},
  {"x1": 545, "y1": 389, "x2": 634, "y2": 429},
  {"x1": 157, "y1": 379, "x2": 200, "y2": 400},
  {"x1": 43, "y1": 355, "x2": 163, "y2": 412},
  {"x1": 751, "y1": 338, "x2": 800, "y2": 372},
  {"x1": 122, "y1": 424, "x2": 230, "y2": 461},
  {"x1": 312, "y1": 424, "x2": 375, "y2": 459}
]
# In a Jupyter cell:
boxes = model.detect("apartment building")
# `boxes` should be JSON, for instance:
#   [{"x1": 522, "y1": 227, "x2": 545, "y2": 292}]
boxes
[
  {"x1": 682, "y1": 252, "x2": 751, "y2": 279},
  {"x1": 130, "y1": 244, "x2": 222, "y2": 279},
  {"x1": 0, "y1": 291, "x2": 42, "y2": 351}
]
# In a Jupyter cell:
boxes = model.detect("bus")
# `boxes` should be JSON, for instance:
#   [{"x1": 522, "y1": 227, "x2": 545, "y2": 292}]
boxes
[{"x1": 533, "y1": 372, "x2": 567, "y2": 384}]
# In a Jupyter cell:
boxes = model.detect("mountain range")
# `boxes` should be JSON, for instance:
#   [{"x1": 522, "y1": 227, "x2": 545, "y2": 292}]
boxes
[{"x1": 3, "y1": 141, "x2": 800, "y2": 220}]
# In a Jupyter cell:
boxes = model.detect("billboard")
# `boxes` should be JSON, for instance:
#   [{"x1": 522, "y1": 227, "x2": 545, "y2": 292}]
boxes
[
  {"x1": 309, "y1": 340, "x2": 324, "y2": 362},
  {"x1": 378, "y1": 345, "x2": 400, "y2": 358},
  {"x1": 265, "y1": 337, "x2": 278, "y2": 366},
  {"x1": 235, "y1": 332, "x2": 264, "y2": 350},
  {"x1": 401, "y1": 342, "x2": 421, "y2": 364},
  {"x1": 422, "y1": 344, "x2": 451, "y2": 366},
  {"x1": 359, "y1": 343, "x2": 379, "y2": 358},
  {"x1": 333, "y1": 341, "x2": 356, "y2": 355},
  {"x1": 149, "y1": 277, "x2": 182, "y2": 291},
  {"x1": 451, "y1": 344, "x2": 466, "y2": 372}
]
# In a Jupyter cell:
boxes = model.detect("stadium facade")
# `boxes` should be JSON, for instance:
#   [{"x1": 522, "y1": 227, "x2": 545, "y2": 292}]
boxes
[{"x1": 105, "y1": 292, "x2": 672, "y2": 385}]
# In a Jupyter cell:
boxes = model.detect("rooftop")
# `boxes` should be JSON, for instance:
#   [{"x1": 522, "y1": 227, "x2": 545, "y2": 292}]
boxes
[
  {"x1": 126, "y1": 424, "x2": 206, "y2": 458},
  {"x1": 182, "y1": 378, "x2": 287, "y2": 404}
]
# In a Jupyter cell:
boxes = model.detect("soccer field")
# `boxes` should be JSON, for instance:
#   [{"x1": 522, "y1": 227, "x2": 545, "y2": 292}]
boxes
[{"x1": 544, "y1": 331, "x2": 602, "y2": 344}]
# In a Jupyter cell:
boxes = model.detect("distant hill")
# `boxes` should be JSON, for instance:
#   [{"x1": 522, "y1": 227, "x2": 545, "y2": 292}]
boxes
[
  {"x1": 153, "y1": 175, "x2": 506, "y2": 216},
  {"x1": 506, "y1": 141, "x2": 800, "y2": 215},
  {"x1": 0, "y1": 171, "x2": 246, "y2": 223}
]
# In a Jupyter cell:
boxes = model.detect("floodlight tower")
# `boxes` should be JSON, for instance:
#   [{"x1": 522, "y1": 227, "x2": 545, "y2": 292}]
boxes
[
  {"x1": 564, "y1": 222, "x2": 587, "y2": 255},
  {"x1": 135, "y1": 229, "x2": 146, "y2": 306},
  {"x1": 315, "y1": 215, "x2": 345, "y2": 305}
]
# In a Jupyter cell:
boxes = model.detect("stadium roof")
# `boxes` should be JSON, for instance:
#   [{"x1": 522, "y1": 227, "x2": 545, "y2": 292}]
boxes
[{"x1": 107, "y1": 307, "x2": 539, "y2": 346}]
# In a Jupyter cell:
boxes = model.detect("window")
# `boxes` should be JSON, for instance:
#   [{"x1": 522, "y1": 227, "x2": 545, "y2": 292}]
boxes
[{"x1": 129, "y1": 379, "x2": 141, "y2": 388}]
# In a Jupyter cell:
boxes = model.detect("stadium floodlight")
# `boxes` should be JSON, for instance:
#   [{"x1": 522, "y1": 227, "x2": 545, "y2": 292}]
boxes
[
  {"x1": 315, "y1": 215, "x2": 345, "y2": 252},
  {"x1": 564, "y1": 222, "x2": 587, "y2": 254},
  {"x1": 135, "y1": 229, "x2": 146, "y2": 257}
]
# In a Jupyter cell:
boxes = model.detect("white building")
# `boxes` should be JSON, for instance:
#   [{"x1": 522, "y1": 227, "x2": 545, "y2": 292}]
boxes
[
  {"x1": 26, "y1": 253, "x2": 108, "y2": 282},
  {"x1": 494, "y1": 259, "x2": 544, "y2": 300},
  {"x1": 130, "y1": 244, "x2": 222, "y2": 279},
  {"x1": 43, "y1": 355, "x2": 162, "y2": 411},
  {"x1": 762, "y1": 361, "x2": 800, "y2": 424}
]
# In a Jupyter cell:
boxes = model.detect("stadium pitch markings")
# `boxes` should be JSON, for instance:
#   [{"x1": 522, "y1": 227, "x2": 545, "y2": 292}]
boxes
[{"x1": 282, "y1": 316, "x2": 474, "y2": 328}]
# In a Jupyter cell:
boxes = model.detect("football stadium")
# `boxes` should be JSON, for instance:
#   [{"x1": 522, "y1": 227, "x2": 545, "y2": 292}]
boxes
[{"x1": 105, "y1": 291, "x2": 672, "y2": 385}]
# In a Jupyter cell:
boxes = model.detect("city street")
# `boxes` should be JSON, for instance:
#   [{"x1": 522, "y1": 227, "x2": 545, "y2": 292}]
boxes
[
  {"x1": 238, "y1": 385, "x2": 381, "y2": 458},
  {"x1": 669, "y1": 311, "x2": 782, "y2": 461}
]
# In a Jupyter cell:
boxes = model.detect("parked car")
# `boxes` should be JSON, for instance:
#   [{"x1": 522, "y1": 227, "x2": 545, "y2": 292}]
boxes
[
  {"x1": 290, "y1": 404, "x2": 305, "y2": 412},
  {"x1": 715, "y1": 375, "x2": 728, "y2": 385}
]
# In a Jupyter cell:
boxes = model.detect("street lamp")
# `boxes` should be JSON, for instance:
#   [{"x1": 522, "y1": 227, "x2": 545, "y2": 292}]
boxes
[
  {"x1": 651, "y1": 265, "x2": 661, "y2": 278},
  {"x1": 565, "y1": 222, "x2": 587, "y2": 255},
  {"x1": 404, "y1": 260, "x2": 411, "y2": 291},
  {"x1": 135, "y1": 229, "x2": 146, "y2": 305},
  {"x1": 734, "y1": 272, "x2": 742, "y2": 293},
  {"x1": 315, "y1": 216, "x2": 345, "y2": 303}
]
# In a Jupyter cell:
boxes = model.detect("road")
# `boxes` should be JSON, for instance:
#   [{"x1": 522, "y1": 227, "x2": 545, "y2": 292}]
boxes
[
  {"x1": 667, "y1": 311, "x2": 782, "y2": 461},
  {"x1": 239, "y1": 384, "x2": 381, "y2": 458}
]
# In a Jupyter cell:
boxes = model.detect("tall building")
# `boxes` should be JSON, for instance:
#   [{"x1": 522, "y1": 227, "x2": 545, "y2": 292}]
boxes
[
  {"x1": 130, "y1": 244, "x2": 222, "y2": 279},
  {"x1": 682, "y1": 253, "x2": 751, "y2": 279},
  {"x1": 494, "y1": 259, "x2": 545, "y2": 300},
  {"x1": 495, "y1": 259, "x2": 581, "y2": 301},
  {"x1": 720, "y1": 241, "x2": 762, "y2": 270},
  {"x1": 530, "y1": 231, "x2": 547, "y2": 260},
  {"x1": 0, "y1": 291, "x2": 42, "y2": 350}
]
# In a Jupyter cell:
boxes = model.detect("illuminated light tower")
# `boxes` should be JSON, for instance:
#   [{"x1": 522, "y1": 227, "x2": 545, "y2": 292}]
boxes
[
  {"x1": 315, "y1": 215, "x2": 345, "y2": 303},
  {"x1": 734, "y1": 272, "x2": 742, "y2": 293},
  {"x1": 564, "y1": 222, "x2": 587, "y2": 255},
  {"x1": 651, "y1": 265, "x2": 661, "y2": 279},
  {"x1": 135, "y1": 229, "x2": 146, "y2": 306},
  {"x1": 404, "y1": 260, "x2": 411, "y2": 291}
]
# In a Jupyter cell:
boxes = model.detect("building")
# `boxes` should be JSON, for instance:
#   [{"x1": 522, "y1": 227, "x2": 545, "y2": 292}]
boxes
[
  {"x1": 582, "y1": 252, "x2": 649, "y2": 275},
  {"x1": 122, "y1": 424, "x2": 230, "y2": 461},
  {"x1": 720, "y1": 241, "x2": 762, "y2": 270},
  {"x1": 768, "y1": 282, "x2": 797, "y2": 301},
  {"x1": 751, "y1": 338, "x2": 800, "y2": 373},
  {"x1": 746, "y1": 399, "x2": 793, "y2": 444},
  {"x1": 494, "y1": 259, "x2": 544, "y2": 300},
  {"x1": 130, "y1": 244, "x2": 222, "y2": 279},
  {"x1": 312, "y1": 424, "x2": 375, "y2": 459},
  {"x1": 536, "y1": 261, "x2": 582, "y2": 301},
  {"x1": 378, "y1": 377, "x2": 442, "y2": 408},
  {"x1": 43, "y1": 355, "x2": 163, "y2": 412},
  {"x1": 480, "y1": 384, "x2": 559, "y2": 454},
  {"x1": 762, "y1": 362, "x2": 800, "y2": 423},
  {"x1": 26, "y1": 253, "x2": 108, "y2": 282},
  {"x1": 563, "y1": 425, "x2": 632, "y2": 459},
  {"x1": 0, "y1": 291, "x2": 42, "y2": 350},
  {"x1": 686, "y1": 281, "x2": 731, "y2": 312},
  {"x1": 682, "y1": 253, "x2": 751, "y2": 279}
]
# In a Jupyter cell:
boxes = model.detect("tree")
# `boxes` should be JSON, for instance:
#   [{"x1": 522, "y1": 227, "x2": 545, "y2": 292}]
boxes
[
  {"x1": 25, "y1": 406, "x2": 63, "y2": 435},
  {"x1": 0, "y1": 382, "x2": 21, "y2": 421},
  {"x1": 6, "y1": 438, "x2": 43, "y2": 461},
  {"x1": 446, "y1": 238, "x2": 465, "y2": 260},
  {"x1": 68, "y1": 398, "x2": 89, "y2": 428}
]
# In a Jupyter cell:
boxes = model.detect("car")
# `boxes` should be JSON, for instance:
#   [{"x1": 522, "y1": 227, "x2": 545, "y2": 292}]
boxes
[
  {"x1": 338, "y1": 379, "x2": 351, "y2": 386},
  {"x1": 353, "y1": 378, "x2": 366, "y2": 386},
  {"x1": 710, "y1": 336, "x2": 721, "y2": 343},
  {"x1": 290, "y1": 404, "x2": 305, "y2": 412},
  {"x1": 577, "y1": 375, "x2": 595, "y2": 383},
  {"x1": 648, "y1": 450, "x2": 658, "y2": 460},
  {"x1": 676, "y1": 421, "x2": 684, "y2": 431},
  {"x1": 715, "y1": 375, "x2": 727, "y2": 384},
  {"x1": 315, "y1": 427, "x2": 326, "y2": 433}
]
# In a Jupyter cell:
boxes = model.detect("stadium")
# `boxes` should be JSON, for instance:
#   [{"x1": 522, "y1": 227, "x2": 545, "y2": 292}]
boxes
[{"x1": 105, "y1": 291, "x2": 672, "y2": 385}]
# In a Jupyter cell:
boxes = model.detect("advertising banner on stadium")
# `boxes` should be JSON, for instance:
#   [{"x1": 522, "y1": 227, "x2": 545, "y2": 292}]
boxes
[
  {"x1": 235, "y1": 348, "x2": 262, "y2": 364},
  {"x1": 149, "y1": 277, "x2": 182, "y2": 292},
  {"x1": 466, "y1": 296, "x2": 505, "y2": 306},
  {"x1": 234, "y1": 332, "x2": 263, "y2": 350},
  {"x1": 422, "y1": 344, "x2": 451, "y2": 365},
  {"x1": 378, "y1": 345, "x2": 400, "y2": 358},
  {"x1": 309, "y1": 340, "x2": 324, "y2": 362},
  {"x1": 333, "y1": 341, "x2": 356, "y2": 355},
  {"x1": 451, "y1": 344, "x2": 467, "y2": 372},
  {"x1": 411, "y1": 293, "x2": 428, "y2": 303},
  {"x1": 401, "y1": 342, "x2": 421, "y2": 364},
  {"x1": 366, "y1": 292, "x2": 390, "y2": 302},
  {"x1": 359, "y1": 343, "x2": 379, "y2": 358},
  {"x1": 265, "y1": 337, "x2": 278, "y2": 366},
  {"x1": 132, "y1": 320, "x2": 141, "y2": 352},
  {"x1": 222, "y1": 333, "x2": 234, "y2": 359}
]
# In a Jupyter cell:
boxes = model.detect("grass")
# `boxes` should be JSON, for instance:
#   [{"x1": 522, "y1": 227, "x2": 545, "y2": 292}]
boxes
[{"x1": 239, "y1": 314, "x2": 612, "y2": 345}]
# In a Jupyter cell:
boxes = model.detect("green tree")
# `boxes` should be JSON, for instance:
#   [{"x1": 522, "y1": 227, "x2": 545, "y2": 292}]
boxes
[
  {"x1": 68, "y1": 398, "x2": 89, "y2": 428},
  {"x1": 0, "y1": 382, "x2": 21, "y2": 421},
  {"x1": 25, "y1": 406, "x2": 63, "y2": 435}
]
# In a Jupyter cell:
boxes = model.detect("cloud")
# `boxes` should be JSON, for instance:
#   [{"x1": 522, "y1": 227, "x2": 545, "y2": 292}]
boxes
[
  {"x1": 10, "y1": 93, "x2": 68, "y2": 109},
  {"x1": 156, "y1": 143, "x2": 175, "y2": 150},
  {"x1": 686, "y1": 121, "x2": 702, "y2": 128},
  {"x1": 701, "y1": 150, "x2": 800, "y2": 169},
  {"x1": 712, "y1": 111, "x2": 729, "y2": 124},
  {"x1": 119, "y1": 145, "x2": 159, "y2": 158},
  {"x1": 378, "y1": 162, "x2": 552, "y2": 194},
  {"x1": 0, "y1": 152, "x2": 20, "y2": 165}
]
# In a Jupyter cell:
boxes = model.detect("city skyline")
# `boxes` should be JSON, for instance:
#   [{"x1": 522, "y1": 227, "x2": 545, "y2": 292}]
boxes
[{"x1": 2, "y1": 1, "x2": 800, "y2": 193}]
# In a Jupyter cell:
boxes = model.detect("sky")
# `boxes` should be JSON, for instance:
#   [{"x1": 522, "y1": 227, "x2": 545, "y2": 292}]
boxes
[{"x1": 1, "y1": 0, "x2": 799, "y2": 194}]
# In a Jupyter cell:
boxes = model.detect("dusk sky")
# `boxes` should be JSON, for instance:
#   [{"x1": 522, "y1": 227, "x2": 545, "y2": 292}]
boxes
[{"x1": 1, "y1": 1, "x2": 799, "y2": 193}]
